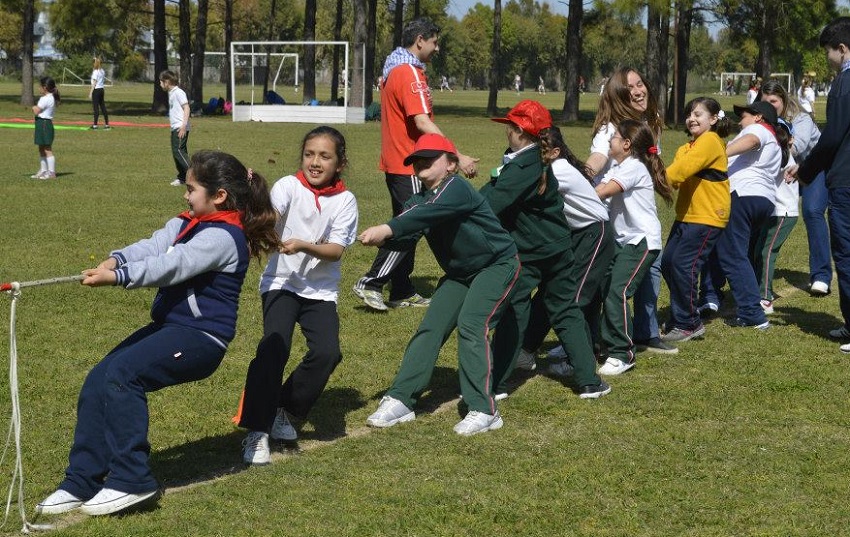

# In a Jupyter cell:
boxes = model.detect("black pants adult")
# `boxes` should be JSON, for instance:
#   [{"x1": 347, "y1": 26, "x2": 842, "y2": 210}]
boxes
[
  {"x1": 92, "y1": 87, "x2": 109, "y2": 126},
  {"x1": 238, "y1": 290, "x2": 342, "y2": 431},
  {"x1": 355, "y1": 173, "x2": 422, "y2": 300}
]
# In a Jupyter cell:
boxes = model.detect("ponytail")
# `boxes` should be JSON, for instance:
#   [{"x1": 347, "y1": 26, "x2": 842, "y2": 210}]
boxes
[
  {"x1": 189, "y1": 150, "x2": 280, "y2": 260},
  {"x1": 40, "y1": 76, "x2": 60, "y2": 105}
]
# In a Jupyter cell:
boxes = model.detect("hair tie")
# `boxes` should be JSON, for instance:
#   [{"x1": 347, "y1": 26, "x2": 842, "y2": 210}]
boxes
[
  {"x1": 647, "y1": 146, "x2": 659, "y2": 155},
  {"x1": 718, "y1": 110, "x2": 726, "y2": 119},
  {"x1": 247, "y1": 168, "x2": 254, "y2": 183}
]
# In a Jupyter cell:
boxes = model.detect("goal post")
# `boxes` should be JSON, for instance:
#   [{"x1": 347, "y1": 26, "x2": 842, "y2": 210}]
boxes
[{"x1": 230, "y1": 41, "x2": 365, "y2": 124}]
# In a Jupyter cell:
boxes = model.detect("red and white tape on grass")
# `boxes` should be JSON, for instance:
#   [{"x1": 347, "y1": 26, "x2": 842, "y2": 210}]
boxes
[{"x1": 2, "y1": 275, "x2": 83, "y2": 533}]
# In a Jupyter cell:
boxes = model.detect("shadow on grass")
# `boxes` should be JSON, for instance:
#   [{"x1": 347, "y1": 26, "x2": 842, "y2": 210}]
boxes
[
  {"x1": 298, "y1": 386, "x2": 367, "y2": 441},
  {"x1": 366, "y1": 365, "x2": 460, "y2": 416},
  {"x1": 774, "y1": 268, "x2": 812, "y2": 294},
  {"x1": 775, "y1": 306, "x2": 841, "y2": 337}
]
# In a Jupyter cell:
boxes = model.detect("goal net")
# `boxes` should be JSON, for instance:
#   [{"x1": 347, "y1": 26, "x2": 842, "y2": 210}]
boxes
[{"x1": 230, "y1": 41, "x2": 364, "y2": 124}]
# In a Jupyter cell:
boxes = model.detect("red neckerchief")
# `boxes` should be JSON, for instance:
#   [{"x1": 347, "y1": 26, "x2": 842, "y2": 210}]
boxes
[
  {"x1": 758, "y1": 121, "x2": 777, "y2": 139},
  {"x1": 295, "y1": 170, "x2": 347, "y2": 212},
  {"x1": 173, "y1": 210, "x2": 243, "y2": 244}
]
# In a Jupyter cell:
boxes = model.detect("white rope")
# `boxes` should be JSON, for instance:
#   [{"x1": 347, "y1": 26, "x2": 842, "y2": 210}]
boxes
[{"x1": 0, "y1": 276, "x2": 84, "y2": 533}]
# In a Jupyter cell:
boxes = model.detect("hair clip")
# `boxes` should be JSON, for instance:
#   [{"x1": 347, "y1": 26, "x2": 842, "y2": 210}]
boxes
[
  {"x1": 718, "y1": 110, "x2": 726, "y2": 119},
  {"x1": 647, "y1": 146, "x2": 659, "y2": 155},
  {"x1": 247, "y1": 168, "x2": 254, "y2": 183}
]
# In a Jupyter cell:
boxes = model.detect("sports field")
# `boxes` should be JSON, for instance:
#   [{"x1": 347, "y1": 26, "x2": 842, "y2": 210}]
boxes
[{"x1": 0, "y1": 81, "x2": 847, "y2": 535}]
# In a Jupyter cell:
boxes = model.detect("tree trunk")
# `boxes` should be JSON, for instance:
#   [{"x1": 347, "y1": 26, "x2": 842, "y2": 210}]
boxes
[
  {"x1": 561, "y1": 0, "x2": 582, "y2": 121},
  {"x1": 487, "y1": 0, "x2": 502, "y2": 116},
  {"x1": 393, "y1": 0, "x2": 404, "y2": 48},
  {"x1": 262, "y1": 0, "x2": 277, "y2": 103},
  {"x1": 413, "y1": 0, "x2": 420, "y2": 18},
  {"x1": 365, "y1": 0, "x2": 377, "y2": 106},
  {"x1": 755, "y1": 7, "x2": 772, "y2": 79},
  {"x1": 304, "y1": 0, "x2": 317, "y2": 101},
  {"x1": 351, "y1": 0, "x2": 367, "y2": 107},
  {"x1": 331, "y1": 0, "x2": 343, "y2": 101},
  {"x1": 669, "y1": 2, "x2": 692, "y2": 127},
  {"x1": 191, "y1": 0, "x2": 209, "y2": 104},
  {"x1": 223, "y1": 0, "x2": 233, "y2": 102},
  {"x1": 179, "y1": 0, "x2": 192, "y2": 91},
  {"x1": 645, "y1": 3, "x2": 669, "y2": 124},
  {"x1": 20, "y1": 0, "x2": 35, "y2": 107},
  {"x1": 152, "y1": 0, "x2": 169, "y2": 113}
]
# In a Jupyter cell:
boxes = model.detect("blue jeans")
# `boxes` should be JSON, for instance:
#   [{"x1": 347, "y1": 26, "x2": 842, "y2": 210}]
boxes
[
  {"x1": 713, "y1": 192, "x2": 773, "y2": 325},
  {"x1": 662, "y1": 222, "x2": 721, "y2": 330},
  {"x1": 60, "y1": 323, "x2": 225, "y2": 499},
  {"x1": 633, "y1": 252, "x2": 661, "y2": 341},
  {"x1": 801, "y1": 171, "x2": 832, "y2": 286},
  {"x1": 828, "y1": 188, "x2": 850, "y2": 328}
]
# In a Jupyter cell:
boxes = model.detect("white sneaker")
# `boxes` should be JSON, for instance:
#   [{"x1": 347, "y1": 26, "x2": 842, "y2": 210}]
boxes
[
  {"x1": 598, "y1": 357, "x2": 635, "y2": 376},
  {"x1": 37, "y1": 489, "x2": 83, "y2": 514},
  {"x1": 829, "y1": 326, "x2": 850, "y2": 339},
  {"x1": 514, "y1": 349, "x2": 537, "y2": 371},
  {"x1": 30, "y1": 171, "x2": 47, "y2": 179},
  {"x1": 760, "y1": 299, "x2": 774, "y2": 315},
  {"x1": 494, "y1": 392, "x2": 509, "y2": 402},
  {"x1": 79, "y1": 487, "x2": 159, "y2": 516},
  {"x1": 841, "y1": 342, "x2": 850, "y2": 354},
  {"x1": 270, "y1": 408, "x2": 297, "y2": 441},
  {"x1": 352, "y1": 286, "x2": 388, "y2": 311},
  {"x1": 810, "y1": 281, "x2": 830, "y2": 295},
  {"x1": 242, "y1": 431, "x2": 270, "y2": 465},
  {"x1": 366, "y1": 396, "x2": 414, "y2": 428},
  {"x1": 546, "y1": 345, "x2": 567, "y2": 359},
  {"x1": 453, "y1": 410, "x2": 503, "y2": 436}
]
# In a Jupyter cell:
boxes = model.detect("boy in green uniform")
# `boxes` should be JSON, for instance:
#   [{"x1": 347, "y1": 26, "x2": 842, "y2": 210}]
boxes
[
  {"x1": 360, "y1": 134, "x2": 520, "y2": 436},
  {"x1": 481, "y1": 100, "x2": 610, "y2": 399}
]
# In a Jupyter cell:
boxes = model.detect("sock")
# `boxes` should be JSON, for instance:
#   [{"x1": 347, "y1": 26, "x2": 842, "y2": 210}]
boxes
[
  {"x1": 40, "y1": 157, "x2": 48, "y2": 172},
  {"x1": 46, "y1": 156, "x2": 55, "y2": 173}
]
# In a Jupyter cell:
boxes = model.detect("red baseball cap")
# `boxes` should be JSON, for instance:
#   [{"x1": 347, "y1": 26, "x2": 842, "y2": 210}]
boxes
[
  {"x1": 491, "y1": 99, "x2": 553, "y2": 137},
  {"x1": 403, "y1": 133, "x2": 458, "y2": 166}
]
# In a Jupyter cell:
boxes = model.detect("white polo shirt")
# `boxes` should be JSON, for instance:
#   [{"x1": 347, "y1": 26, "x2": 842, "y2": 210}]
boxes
[
  {"x1": 727, "y1": 123, "x2": 781, "y2": 202},
  {"x1": 600, "y1": 156, "x2": 662, "y2": 249},
  {"x1": 259, "y1": 175, "x2": 359, "y2": 302},
  {"x1": 551, "y1": 158, "x2": 609, "y2": 230},
  {"x1": 167, "y1": 86, "x2": 190, "y2": 131}
]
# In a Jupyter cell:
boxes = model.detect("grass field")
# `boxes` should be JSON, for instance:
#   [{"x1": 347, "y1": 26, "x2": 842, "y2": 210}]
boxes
[{"x1": 0, "y1": 80, "x2": 847, "y2": 536}]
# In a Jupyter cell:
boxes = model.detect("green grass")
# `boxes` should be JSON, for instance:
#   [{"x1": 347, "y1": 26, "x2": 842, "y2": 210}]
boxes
[{"x1": 0, "y1": 81, "x2": 846, "y2": 536}]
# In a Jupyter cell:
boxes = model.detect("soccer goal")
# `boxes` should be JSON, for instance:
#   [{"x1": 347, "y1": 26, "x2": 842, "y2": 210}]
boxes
[
  {"x1": 59, "y1": 67, "x2": 113, "y2": 87},
  {"x1": 230, "y1": 41, "x2": 365, "y2": 124},
  {"x1": 719, "y1": 72, "x2": 793, "y2": 95}
]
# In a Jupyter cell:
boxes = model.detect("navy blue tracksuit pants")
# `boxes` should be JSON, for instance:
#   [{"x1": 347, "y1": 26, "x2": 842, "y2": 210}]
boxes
[
  {"x1": 59, "y1": 323, "x2": 225, "y2": 500},
  {"x1": 662, "y1": 221, "x2": 721, "y2": 331}
]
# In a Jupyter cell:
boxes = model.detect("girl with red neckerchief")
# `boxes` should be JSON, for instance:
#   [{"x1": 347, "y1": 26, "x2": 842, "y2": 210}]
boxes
[
  {"x1": 37, "y1": 151, "x2": 279, "y2": 517},
  {"x1": 238, "y1": 126, "x2": 359, "y2": 465}
]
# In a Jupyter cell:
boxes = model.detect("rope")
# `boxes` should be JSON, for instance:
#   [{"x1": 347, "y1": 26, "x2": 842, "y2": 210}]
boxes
[{"x1": 0, "y1": 275, "x2": 84, "y2": 533}]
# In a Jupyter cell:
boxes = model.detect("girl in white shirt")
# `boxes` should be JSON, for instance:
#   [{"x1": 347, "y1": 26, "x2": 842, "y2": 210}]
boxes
[
  {"x1": 89, "y1": 57, "x2": 110, "y2": 129},
  {"x1": 31, "y1": 76, "x2": 60, "y2": 179},
  {"x1": 238, "y1": 126, "x2": 359, "y2": 465},
  {"x1": 595, "y1": 119, "x2": 673, "y2": 376}
]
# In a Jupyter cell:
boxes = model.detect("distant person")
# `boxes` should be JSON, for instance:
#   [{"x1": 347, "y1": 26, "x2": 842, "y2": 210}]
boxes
[
  {"x1": 725, "y1": 78, "x2": 735, "y2": 96},
  {"x1": 440, "y1": 75, "x2": 453, "y2": 92},
  {"x1": 31, "y1": 76, "x2": 60, "y2": 180},
  {"x1": 537, "y1": 75, "x2": 546, "y2": 95},
  {"x1": 746, "y1": 77, "x2": 762, "y2": 105},
  {"x1": 159, "y1": 70, "x2": 190, "y2": 187},
  {"x1": 798, "y1": 76, "x2": 816, "y2": 118},
  {"x1": 514, "y1": 74, "x2": 522, "y2": 95},
  {"x1": 89, "y1": 57, "x2": 110, "y2": 130},
  {"x1": 352, "y1": 17, "x2": 478, "y2": 311}
]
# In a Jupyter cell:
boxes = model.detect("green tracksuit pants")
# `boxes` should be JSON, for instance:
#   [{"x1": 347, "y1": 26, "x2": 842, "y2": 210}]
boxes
[
  {"x1": 386, "y1": 256, "x2": 520, "y2": 414},
  {"x1": 493, "y1": 248, "x2": 603, "y2": 391}
]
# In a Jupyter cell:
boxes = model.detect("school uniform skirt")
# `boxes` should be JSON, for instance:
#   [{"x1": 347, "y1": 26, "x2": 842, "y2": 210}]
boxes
[{"x1": 34, "y1": 116, "x2": 54, "y2": 146}]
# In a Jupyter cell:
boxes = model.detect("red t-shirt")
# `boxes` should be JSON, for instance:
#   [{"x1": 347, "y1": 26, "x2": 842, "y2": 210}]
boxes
[{"x1": 379, "y1": 63, "x2": 433, "y2": 175}]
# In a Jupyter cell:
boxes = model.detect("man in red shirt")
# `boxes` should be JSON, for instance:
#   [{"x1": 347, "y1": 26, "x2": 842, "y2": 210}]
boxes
[{"x1": 353, "y1": 17, "x2": 478, "y2": 311}]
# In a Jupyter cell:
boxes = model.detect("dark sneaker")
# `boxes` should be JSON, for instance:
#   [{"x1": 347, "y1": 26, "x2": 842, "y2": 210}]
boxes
[
  {"x1": 725, "y1": 317, "x2": 770, "y2": 330},
  {"x1": 386, "y1": 293, "x2": 430, "y2": 308},
  {"x1": 578, "y1": 380, "x2": 611, "y2": 399},
  {"x1": 829, "y1": 326, "x2": 850, "y2": 339},
  {"x1": 661, "y1": 324, "x2": 706, "y2": 343},
  {"x1": 634, "y1": 337, "x2": 679, "y2": 354}
]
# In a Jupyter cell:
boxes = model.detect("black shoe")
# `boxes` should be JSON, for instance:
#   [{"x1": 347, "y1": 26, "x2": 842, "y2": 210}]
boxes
[
  {"x1": 634, "y1": 337, "x2": 679, "y2": 354},
  {"x1": 578, "y1": 381, "x2": 611, "y2": 399},
  {"x1": 724, "y1": 317, "x2": 770, "y2": 330}
]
